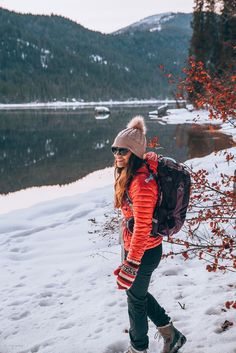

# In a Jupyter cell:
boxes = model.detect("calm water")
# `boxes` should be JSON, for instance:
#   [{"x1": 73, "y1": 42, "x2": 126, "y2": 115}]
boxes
[{"x1": 0, "y1": 106, "x2": 235, "y2": 194}]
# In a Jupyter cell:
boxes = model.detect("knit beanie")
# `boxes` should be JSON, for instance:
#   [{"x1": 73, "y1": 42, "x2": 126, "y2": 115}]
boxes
[{"x1": 112, "y1": 116, "x2": 147, "y2": 159}]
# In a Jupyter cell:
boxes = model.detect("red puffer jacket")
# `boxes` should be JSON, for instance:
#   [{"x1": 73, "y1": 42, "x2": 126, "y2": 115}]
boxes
[{"x1": 121, "y1": 152, "x2": 162, "y2": 264}]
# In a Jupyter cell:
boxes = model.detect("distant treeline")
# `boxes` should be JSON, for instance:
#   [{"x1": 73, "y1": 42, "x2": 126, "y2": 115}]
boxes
[{"x1": 0, "y1": 9, "x2": 192, "y2": 103}]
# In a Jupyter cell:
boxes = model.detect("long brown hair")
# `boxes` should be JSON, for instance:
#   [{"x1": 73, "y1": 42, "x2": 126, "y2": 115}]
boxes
[{"x1": 114, "y1": 153, "x2": 144, "y2": 208}]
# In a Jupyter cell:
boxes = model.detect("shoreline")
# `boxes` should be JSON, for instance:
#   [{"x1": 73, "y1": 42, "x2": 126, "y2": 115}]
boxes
[{"x1": 0, "y1": 99, "x2": 186, "y2": 110}]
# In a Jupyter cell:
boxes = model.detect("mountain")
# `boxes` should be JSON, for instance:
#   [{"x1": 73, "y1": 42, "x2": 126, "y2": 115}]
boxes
[
  {"x1": 0, "y1": 8, "x2": 192, "y2": 103},
  {"x1": 113, "y1": 12, "x2": 192, "y2": 34}
]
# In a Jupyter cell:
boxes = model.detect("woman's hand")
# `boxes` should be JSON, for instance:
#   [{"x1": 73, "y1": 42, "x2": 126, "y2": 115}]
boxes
[
  {"x1": 114, "y1": 265, "x2": 126, "y2": 289},
  {"x1": 114, "y1": 260, "x2": 140, "y2": 290},
  {"x1": 113, "y1": 265, "x2": 121, "y2": 276}
]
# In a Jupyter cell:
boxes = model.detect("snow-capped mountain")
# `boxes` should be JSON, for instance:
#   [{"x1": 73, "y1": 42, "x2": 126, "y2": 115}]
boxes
[{"x1": 113, "y1": 12, "x2": 192, "y2": 35}]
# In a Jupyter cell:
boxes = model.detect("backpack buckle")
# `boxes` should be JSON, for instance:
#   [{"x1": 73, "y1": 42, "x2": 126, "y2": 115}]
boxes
[{"x1": 145, "y1": 173, "x2": 154, "y2": 183}]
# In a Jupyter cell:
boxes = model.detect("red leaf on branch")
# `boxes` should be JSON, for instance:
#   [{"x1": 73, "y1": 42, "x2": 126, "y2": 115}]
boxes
[
  {"x1": 206, "y1": 265, "x2": 212, "y2": 272},
  {"x1": 147, "y1": 136, "x2": 160, "y2": 148},
  {"x1": 225, "y1": 301, "x2": 236, "y2": 310},
  {"x1": 182, "y1": 252, "x2": 189, "y2": 260},
  {"x1": 184, "y1": 241, "x2": 190, "y2": 248},
  {"x1": 225, "y1": 301, "x2": 233, "y2": 309}
]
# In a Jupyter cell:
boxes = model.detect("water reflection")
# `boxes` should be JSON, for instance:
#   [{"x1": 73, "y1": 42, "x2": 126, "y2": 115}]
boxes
[
  {"x1": 0, "y1": 107, "x2": 234, "y2": 194},
  {"x1": 95, "y1": 114, "x2": 110, "y2": 120},
  {"x1": 176, "y1": 124, "x2": 235, "y2": 159}
]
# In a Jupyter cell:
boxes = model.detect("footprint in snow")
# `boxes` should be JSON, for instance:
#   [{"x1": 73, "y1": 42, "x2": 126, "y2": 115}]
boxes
[
  {"x1": 21, "y1": 338, "x2": 54, "y2": 353},
  {"x1": 58, "y1": 321, "x2": 75, "y2": 330},
  {"x1": 10, "y1": 310, "x2": 30, "y2": 320},
  {"x1": 205, "y1": 306, "x2": 222, "y2": 315},
  {"x1": 174, "y1": 292, "x2": 184, "y2": 300},
  {"x1": 107, "y1": 301, "x2": 117, "y2": 307},
  {"x1": 94, "y1": 327, "x2": 103, "y2": 334},
  {"x1": 20, "y1": 275, "x2": 27, "y2": 280},
  {"x1": 75, "y1": 265, "x2": 88, "y2": 273},
  {"x1": 93, "y1": 335, "x2": 100, "y2": 340},
  {"x1": 104, "y1": 341, "x2": 127, "y2": 353},
  {"x1": 107, "y1": 317, "x2": 115, "y2": 323},
  {"x1": 7, "y1": 298, "x2": 28, "y2": 306},
  {"x1": 38, "y1": 299, "x2": 54, "y2": 307},
  {"x1": 14, "y1": 283, "x2": 26, "y2": 288},
  {"x1": 44, "y1": 282, "x2": 59, "y2": 289},
  {"x1": 39, "y1": 291, "x2": 53, "y2": 298},
  {"x1": 161, "y1": 268, "x2": 181, "y2": 276},
  {"x1": 9, "y1": 246, "x2": 30, "y2": 253},
  {"x1": 72, "y1": 295, "x2": 80, "y2": 300}
]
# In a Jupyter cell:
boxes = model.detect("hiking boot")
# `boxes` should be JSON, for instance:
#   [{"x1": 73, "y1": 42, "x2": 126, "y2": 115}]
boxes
[
  {"x1": 157, "y1": 322, "x2": 186, "y2": 353},
  {"x1": 125, "y1": 345, "x2": 147, "y2": 353}
]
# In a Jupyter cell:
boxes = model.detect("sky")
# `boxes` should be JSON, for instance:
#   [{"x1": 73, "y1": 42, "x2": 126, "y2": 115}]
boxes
[{"x1": 0, "y1": 0, "x2": 195, "y2": 33}]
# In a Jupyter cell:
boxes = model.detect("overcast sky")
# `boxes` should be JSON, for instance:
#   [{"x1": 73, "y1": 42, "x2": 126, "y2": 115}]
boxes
[{"x1": 0, "y1": 0, "x2": 194, "y2": 33}]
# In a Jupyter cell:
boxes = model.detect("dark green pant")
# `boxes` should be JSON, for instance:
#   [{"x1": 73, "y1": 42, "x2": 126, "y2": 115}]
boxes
[{"x1": 126, "y1": 244, "x2": 170, "y2": 351}]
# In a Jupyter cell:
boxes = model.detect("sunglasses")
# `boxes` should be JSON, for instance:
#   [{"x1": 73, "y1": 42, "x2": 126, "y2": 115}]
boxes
[{"x1": 111, "y1": 147, "x2": 130, "y2": 156}]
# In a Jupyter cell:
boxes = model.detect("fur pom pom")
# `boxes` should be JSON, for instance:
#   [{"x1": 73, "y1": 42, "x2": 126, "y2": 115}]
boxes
[{"x1": 127, "y1": 116, "x2": 146, "y2": 135}]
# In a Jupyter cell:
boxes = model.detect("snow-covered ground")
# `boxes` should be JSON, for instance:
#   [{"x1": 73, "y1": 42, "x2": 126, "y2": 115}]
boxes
[{"x1": 0, "y1": 110, "x2": 235, "y2": 353}]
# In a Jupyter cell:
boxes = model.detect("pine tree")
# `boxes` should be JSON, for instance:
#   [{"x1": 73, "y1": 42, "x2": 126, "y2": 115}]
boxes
[
  {"x1": 189, "y1": 0, "x2": 207, "y2": 101},
  {"x1": 204, "y1": 0, "x2": 221, "y2": 72},
  {"x1": 190, "y1": 0, "x2": 222, "y2": 72},
  {"x1": 219, "y1": 0, "x2": 236, "y2": 74},
  {"x1": 190, "y1": 0, "x2": 235, "y2": 75},
  {"x1": 190, "y1": 0, "x2": 206, "y2": 62}
]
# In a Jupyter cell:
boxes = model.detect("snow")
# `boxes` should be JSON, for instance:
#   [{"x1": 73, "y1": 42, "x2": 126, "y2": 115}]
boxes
[
  {"x1": 163, "y1": 108, "x2": 219, "y2": 125},
  {"x1": 0, "y1": 110, "x2": 235, "y2": 353},
  {"x1": 0, "y1": 99, "x2": 185, "y2": 110},
  {"x1": 150, "y1": 25, "x2": 162, "y2": 32},
  {"x1": 163, "y1": 108, "x2": 236, "y2": 141},
  {"x1": 115, "y1": 12, "x2": 175, "y2": 34},
  {"x1": 17, "y1": 39, "x2": 30, "y2": 47},
  {"x1": 40, "y1": 49, "x2": 52, "y2": 69},
  {"x1": 17, "y1": 39, "x2": 38, "y2": 50},
  {"x1": 89, "y1": 54, "x2": 103, "y2": 63},
  {"x1": 16, "y1": 40, "x2": 53, "y2": 68},
  {"x1": 89, "y1": 54, "x2": 107, "y2": 65},
  {"x1": 137, "y1": 12, "x2": 175, "y2": 26}
]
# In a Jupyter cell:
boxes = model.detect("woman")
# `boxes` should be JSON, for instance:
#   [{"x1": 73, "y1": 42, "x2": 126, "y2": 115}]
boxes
[{"x1": 112, "y1": 116, "x2": 186, "y2": 353}]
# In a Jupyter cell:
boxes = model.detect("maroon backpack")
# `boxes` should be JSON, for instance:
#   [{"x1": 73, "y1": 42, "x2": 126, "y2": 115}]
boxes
[{"x1": 126, "y1": 156, "x2": 191, "y2": 237}]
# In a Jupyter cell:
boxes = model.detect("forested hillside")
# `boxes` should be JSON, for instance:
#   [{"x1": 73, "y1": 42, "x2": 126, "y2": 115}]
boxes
[{"x1": 0, "y1": 8, "x2": 192, "y2": 103}]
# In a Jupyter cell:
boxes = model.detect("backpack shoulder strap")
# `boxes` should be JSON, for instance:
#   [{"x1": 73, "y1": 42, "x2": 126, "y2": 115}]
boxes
[
  {"x1": 126, "y1": 162, "x2": 157, "y2": 205},
  {"x1": 143, "y1": 160, "x2": 158, "y2": 181}
]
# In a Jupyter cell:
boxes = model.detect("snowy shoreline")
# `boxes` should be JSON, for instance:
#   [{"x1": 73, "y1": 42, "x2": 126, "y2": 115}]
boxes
[
  {"x1": 0, "y1": 148, "x2": 235, "y2": 353},
  {"x1": 0, "y1": 110, "x2": 235, "y2": 353},
  {"x1": 0, "y1": 99, "x2": 186, "y2": 110}
]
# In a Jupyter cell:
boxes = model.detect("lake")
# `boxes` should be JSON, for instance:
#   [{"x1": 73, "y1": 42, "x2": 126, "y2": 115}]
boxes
[{"x1": 0, "y1": 106, "x2": 235, "y2": 194}]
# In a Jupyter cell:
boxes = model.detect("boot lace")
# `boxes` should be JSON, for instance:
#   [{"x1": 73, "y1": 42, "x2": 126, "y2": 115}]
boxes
[
  {"x1": 154, "y1": 331, "x2": 162, "y2": 341},
  {"x1": 154, "y1": 331, "x2": 170, "y2": 344}
]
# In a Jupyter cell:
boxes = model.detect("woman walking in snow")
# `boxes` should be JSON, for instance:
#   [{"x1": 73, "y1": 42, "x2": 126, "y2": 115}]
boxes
[{"x1": 112, "y1": 116, "x2": 186, "y2": 353}]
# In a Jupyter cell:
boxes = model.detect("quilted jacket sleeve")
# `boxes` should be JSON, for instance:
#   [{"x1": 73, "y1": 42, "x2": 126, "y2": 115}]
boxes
[{"x1": 127, "y1": 173, "x2": 158, "y2": 264}]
